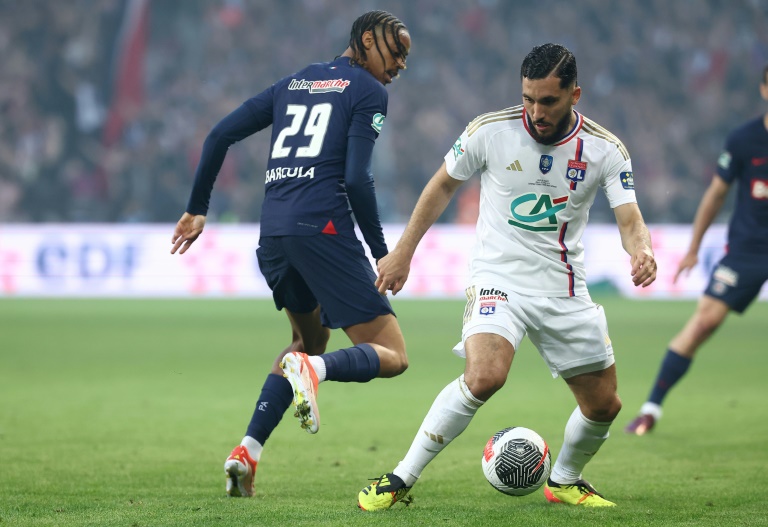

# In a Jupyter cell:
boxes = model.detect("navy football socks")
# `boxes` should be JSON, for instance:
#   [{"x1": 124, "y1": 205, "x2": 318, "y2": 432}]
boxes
[
  {"x1": 648, "y1": 349, "x2": 692, "y2": 405},
  {"x1": 245, "y1": 346, "x2": 381, "y2": 443},
  {"x1": 246, "y1": 373, "x2": 294, "y2": 445},
  {"x1": 321, "y1": 343, "x2": 381, "y2": 382}
]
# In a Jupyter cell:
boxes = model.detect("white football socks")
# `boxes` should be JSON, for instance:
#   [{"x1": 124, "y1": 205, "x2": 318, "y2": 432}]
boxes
[
  {"x1": 394, "y1": 375, "x2": 484, "y2": 487},
  {"x1": 640, "y1": 401, "x2": 662, "y2": 420},
  {"x1": 550, "y1": 406, "x2": 611, "y2": 484},
  {"x1": 241, "y1": 436, "x2": 263, "y2": 462},
  {"x1": 308, "y1": 355, "x2": 326, "y2": 383}
]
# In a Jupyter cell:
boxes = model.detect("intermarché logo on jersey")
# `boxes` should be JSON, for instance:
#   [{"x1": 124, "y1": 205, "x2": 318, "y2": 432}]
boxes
[
  {"x1": 288, "y1": 78, "x2": 351, "y2": 93},
  {"x1": 508, "y1": 193, "x2": 568, "y2": 232}
]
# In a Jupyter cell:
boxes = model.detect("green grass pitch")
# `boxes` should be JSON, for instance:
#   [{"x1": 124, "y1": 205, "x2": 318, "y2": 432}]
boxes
[{"x1": 1, "y1": 298, "x2": 767, "y2": 527}]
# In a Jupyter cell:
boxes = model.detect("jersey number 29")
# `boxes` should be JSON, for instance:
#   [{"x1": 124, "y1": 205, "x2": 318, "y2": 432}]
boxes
[{"x1": 271, "y1": 103, "x2": 332, "y2": 159}]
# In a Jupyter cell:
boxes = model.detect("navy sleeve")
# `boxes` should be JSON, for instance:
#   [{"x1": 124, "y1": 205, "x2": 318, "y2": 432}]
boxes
[
  {"x1": 345, "y1": 134, "x2": 388, "y2": 260},
  {"x1": 186, "y1": 91, "x2": 273, "y2": 215},
  {"x1": 348, "y1": 78, "x2": 388, "y2": 141},
  {"x1": 716, "y1": 129, "x2": 741, "y2": 184}
]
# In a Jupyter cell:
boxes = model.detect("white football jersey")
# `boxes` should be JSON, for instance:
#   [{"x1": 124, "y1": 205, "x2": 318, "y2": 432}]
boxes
[{"x1": 444, "y1": 105, "x2": 637, "y2": 297}]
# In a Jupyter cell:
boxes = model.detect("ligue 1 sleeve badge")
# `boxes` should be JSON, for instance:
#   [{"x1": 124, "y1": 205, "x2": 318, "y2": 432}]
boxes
[
  {"x1": 620, "y1": 171, "x2": 635, "y2": 189},
  {"x1": 539, "y1": 155, "x2": 553, "y2": 174},
  {"x1": 566, "y1": 159, "x2": 587, "y2": 181}
]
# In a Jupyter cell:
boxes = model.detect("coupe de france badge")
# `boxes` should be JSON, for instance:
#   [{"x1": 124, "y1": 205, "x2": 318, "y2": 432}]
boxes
[
  {"x1": 371, "y1": 113, "x2": 385, "y2": 133},
  {"x1": 566, "y1": 160, "x2": 587, "y2": 181},
  {"x1": 539, "y1": 155, "x2": 553, "y2": 174}
]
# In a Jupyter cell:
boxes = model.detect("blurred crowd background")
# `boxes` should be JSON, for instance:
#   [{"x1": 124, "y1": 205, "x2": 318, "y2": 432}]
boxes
[{"x1": 1, "y1": 0, "x2": 767, "y2": 225}]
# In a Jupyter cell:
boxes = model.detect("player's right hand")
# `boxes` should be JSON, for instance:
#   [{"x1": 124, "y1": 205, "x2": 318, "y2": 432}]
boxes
[
  {"x1": 672, "y1": 252, "x2": 698, "y2": 284},
  {"x1": 171, "y1": 212, "x2": 206, "y2": 254},
  {"x1": 375, "y1": 248, "x2": 412, "y2": 295}
]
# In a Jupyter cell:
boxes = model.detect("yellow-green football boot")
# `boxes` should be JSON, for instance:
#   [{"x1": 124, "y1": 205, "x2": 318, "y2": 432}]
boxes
[
  {"x1": 544, "y1": 478, "x2": 616, "y2": 507},
  {"x1": 358, "y1": 473, "x2": 412, "y2": 511}
]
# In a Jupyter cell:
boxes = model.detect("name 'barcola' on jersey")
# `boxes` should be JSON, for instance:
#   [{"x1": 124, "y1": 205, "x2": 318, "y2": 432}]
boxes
[{"x1": 264, "y1": 166, "x2": 316, "y2": 184}]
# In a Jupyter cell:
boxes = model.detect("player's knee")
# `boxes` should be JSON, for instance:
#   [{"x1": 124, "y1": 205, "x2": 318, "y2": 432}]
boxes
[
  {"x1": 394, "y1": 344, "x2": 408, "y2": 373},
  {"x1": 587, "y1": 394, "x2": 622, "y2": 422},
  {"x1": 301, "y1": 329, "x2": 331, "y2": 356},
  {"x1": 379, "y1": 347, "x2": 408, "y2": 377},
  {"x1": 694, "y1": 314, "x2": 721, "y2": 339},
  {"x1": 695, "y1": 302, "x2": 728, "y2": 333},
  {"x1": 390, "y1": 357, "x2": 409, "y2": 377},
  {"x1": 465, "y1": 369, "x2": 506, "y2": 400},
  {"x1": 312, "y1": 332, "x2": 332, "y2": 355},
  {"x1": 607, "y1": 395, "x2": 622, "y2": 421}
]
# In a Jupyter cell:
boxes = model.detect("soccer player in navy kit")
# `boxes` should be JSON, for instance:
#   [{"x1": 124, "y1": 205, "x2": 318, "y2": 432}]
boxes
[
  {"x1": 626, "y1": 64, "x2": 768, "y2": 435},
  {"x1": 171, "y1": 11, "x2": 411, "y2": 496}
]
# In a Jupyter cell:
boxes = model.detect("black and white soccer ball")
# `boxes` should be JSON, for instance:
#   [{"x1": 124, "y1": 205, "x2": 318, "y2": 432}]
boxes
[{"x1": 481, "y1": 426, "x2": 551, "y2": 496}]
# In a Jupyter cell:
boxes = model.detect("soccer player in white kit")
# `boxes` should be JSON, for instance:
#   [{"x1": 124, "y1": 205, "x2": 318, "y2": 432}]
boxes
[{"x1": 357, "y1": 43, "x2": 657, "y2": 510}]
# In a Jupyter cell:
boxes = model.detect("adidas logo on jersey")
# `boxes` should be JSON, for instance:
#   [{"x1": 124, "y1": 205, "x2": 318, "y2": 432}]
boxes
[{"x1": 506, "y1": 160, "x2": 523, "y2": 171}]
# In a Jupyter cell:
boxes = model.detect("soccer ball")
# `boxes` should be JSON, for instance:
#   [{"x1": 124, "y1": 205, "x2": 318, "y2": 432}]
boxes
[{"x1": 481, "y1": 426, "x2": 551, "y2": 496}]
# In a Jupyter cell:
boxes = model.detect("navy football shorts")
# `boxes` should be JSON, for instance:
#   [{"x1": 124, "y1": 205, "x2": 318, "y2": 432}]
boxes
[
  {"x1": 704, "y1": 252, "x2": 768, "y2": 313},
  {"x1": 256, "y1": 234, "x2": 394, "y2": 329}
]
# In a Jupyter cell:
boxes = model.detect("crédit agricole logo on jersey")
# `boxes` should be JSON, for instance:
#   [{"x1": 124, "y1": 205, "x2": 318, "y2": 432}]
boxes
[
  {"x1": 508, "y1": 193, "x2": 569, "y2": 232},
  {"x1": 452, "y1": 137, "x2": 465, "y2": 160}
]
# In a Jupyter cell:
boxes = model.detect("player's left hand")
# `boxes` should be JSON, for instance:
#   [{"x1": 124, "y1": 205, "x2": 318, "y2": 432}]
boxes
[
  {"x1": 630, "y1": 246, "x2": 656, "y2": 287},
  {"x1": 171, "y1": 212, "x2": 206, "y2": 254}
]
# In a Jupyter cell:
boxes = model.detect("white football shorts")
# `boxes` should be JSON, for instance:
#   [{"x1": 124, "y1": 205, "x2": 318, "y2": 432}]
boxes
[{"x1": 452, "y1": 285, "x2": 615, "y2": 378}]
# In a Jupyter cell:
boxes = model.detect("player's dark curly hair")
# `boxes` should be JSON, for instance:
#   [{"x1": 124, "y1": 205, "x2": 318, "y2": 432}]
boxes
[
  {"x1": 347, "y1": 11, "x2": 408, "y2": 67},
  {"x1": 520, "y1": 43, "x2": 578, "y2": 89}
]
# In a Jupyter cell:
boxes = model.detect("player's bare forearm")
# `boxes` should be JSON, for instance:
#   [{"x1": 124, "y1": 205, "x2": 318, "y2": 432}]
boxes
[
  {"x1": 685, "y1": 174, "x2": 729, "y2": 257},
  {"x1": 171, "y1": 212, "x2": 206, "y2": 255},
  {"x1": 671, "y1": 175, "x2": 729, "y2": 283},
  {"x1": 626, "y1": 225, "x2": 656, "y2": 288},
  {"x1": 396, "y1": 162, "x2": 463, "y2": 257},
  {"x1": 376, "y1": 162, "x2": 463, "y2": 295},
  {"x1": 613, "y1": 203, "x2": 657, "y2": 287}
]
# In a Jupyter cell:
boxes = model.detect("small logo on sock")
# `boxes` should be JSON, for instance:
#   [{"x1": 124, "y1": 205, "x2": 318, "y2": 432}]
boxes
[{"x1": 258, "y1": 402, "x2": 269, "y2": 411}]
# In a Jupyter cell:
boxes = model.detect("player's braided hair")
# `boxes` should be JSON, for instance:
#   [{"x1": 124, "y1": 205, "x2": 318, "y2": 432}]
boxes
[
  {"x1": 347, "y1": 11, "x2": 408, "y2": 67},
  {"x1": 520, "y1": 43, "x2": 578, "y2": 89}
]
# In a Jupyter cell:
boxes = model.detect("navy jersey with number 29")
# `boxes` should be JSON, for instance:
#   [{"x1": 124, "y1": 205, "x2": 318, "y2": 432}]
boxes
[
  {"x1": 187, "y1": 56, "x2": 389, "y2": 259},
  {"x1": 248, "y1": 58, "x2": 387, "y2": 240}
]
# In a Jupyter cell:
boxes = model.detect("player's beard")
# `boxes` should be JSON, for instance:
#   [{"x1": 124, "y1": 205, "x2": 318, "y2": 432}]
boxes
[{"x1": 527, "y1": 110, "x2": 574, "y2": 145}]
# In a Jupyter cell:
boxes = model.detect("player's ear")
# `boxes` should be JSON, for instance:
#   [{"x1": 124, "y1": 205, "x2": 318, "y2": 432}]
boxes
[
  {"x1": 361, "y1": 30, "x2": 375, "y2": 51},
  {"x1": 571, "y1": 85, "x2": 582, "y2": 106}
]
